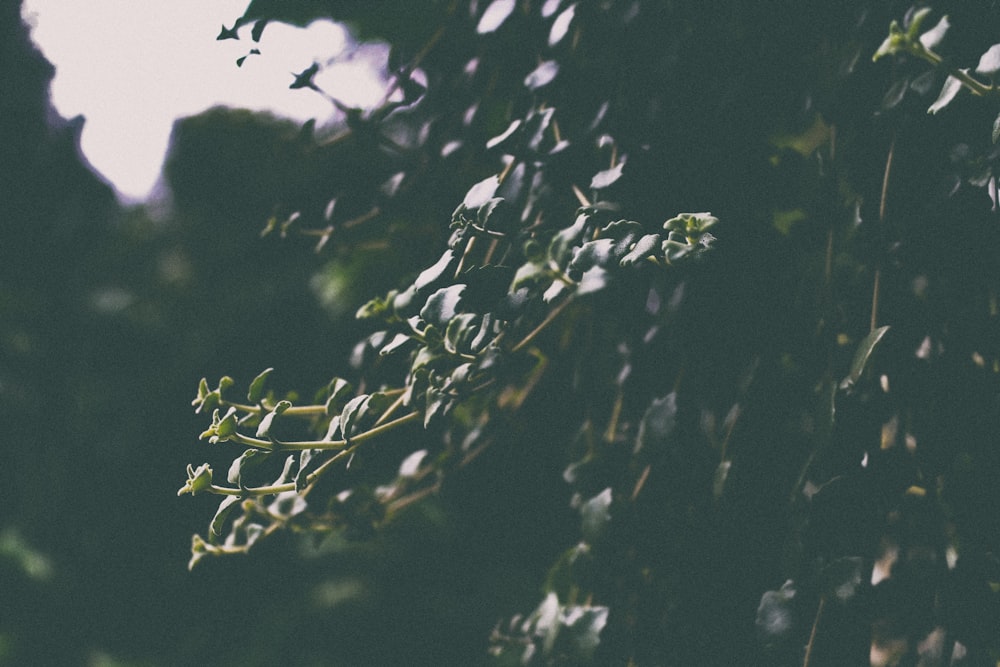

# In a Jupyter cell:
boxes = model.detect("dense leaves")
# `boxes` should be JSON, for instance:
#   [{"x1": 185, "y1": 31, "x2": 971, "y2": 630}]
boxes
[
  {"x1": 171, "y1": 1, "x2": 1000, "y2": 664},
  {"x1": 6, "y1": 0, "x2": 1000, "y2": 664}
]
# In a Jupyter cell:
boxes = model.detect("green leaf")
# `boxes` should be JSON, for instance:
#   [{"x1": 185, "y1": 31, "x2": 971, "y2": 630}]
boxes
[
  {"x1": 256, "y1": 400, "x2": 292, "y2": 440},
  {"x1": 210, "y1": 496, "x2": 241, "y2": 536},
  {"x1": 378, "y1": 332, "x2": 412, "y2": 356},
  {"x1": 420, "y1": 285, "x2": 467, "y2": 328},
  {"x1": 590, "y1": 161, "x2": 624, "y2": 189},
  {"x1": 525, "y1": 60, "x2": 559, "y2": 90},
  {"x1": 569, "y1": 238, "x2": 615, "y2": 273},
  {"x1": 324, "y1": 378, "x2": 354, "y2": 415},
  {"x1": 928, "y1": 73, "x2": 965, "y2": 114},
  {"x1": 272, "y1": 454, "x2": 296, "y2": 485},
  {"x1": 486, "y1": 119, "x2": 522, "y2": 151},
  {"x1": 445, "y1": 312, "x2": 479, "y2": 353},
  {"x1": 917, "y1": 14, "x2": 949, "y2": 50},
  {"x1": 756, "y1": 580, "x2": 798, "y2": 645},
  {"x1": 178, "y1": 463, "x2": 214, "y2": 496},
  {"x1": 477, "y1": 0, "x2": 516, "y2": 34},
  {"x1": 905, "y1": 7, "x2": 933, "y2": 41},
  {"x1": 841, "y1": 325, "x2": 890, "y2": 390},
  {"x1": 548, "y1": 213, "x2": 590, "y2": 267},
  {"x1": 339, "y1": 394, "x2": 370, "y2": 441},
  {"x1": 976, "y1": 43, "x2": 1000, "y2": 77},
  {"x1": 247, "y1": 367, "x2": 274, "y2": 403},
  {"x1": 228, "y1": 449, "x2": 267, "y2": 485},
  {"x1": 462, "y1": 176, "x2": 501, "y2": 209},
  {"x1": 561, "y1": 604, "x2": 609, "y2": 660},
  {"x1": 579, "y1": 487, "x2": 613, "y2": 543},
  {"x1": 635, "y1": 393, "x2": 677, "y2": 456},
  {"x1": 822, "y1": 557, "x2": 865, "y2": 603},
  {"x1": 620, "y1": 233, "x2": 661, "y2": 266},
  {"x1": 424, "y1": 384, "x2": 452, "y2": 427},
  {"x1": 575, "y1": 267, "x2": 610, "y2": 296},
  {"x1": 398, "y1": 449, "x2": 428, "y2": 477},
  {"x1": 993, "y1": 112, "x2": 1000, "y2": 144}
]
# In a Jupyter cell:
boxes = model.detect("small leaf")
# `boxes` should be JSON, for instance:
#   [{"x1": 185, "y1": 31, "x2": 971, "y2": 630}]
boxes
[
  {"x1": 548, "y1": 213, "x2": 590, "y2": 266},
  {"x1": 379, "y1": 332, "x2": 412, "y2": 356},
  {"x1": 178, "y1": 463, "x2": 214, "y2": 496},
  {"x1": 636, "y1": 393, "x2": 677, "y2": 456},
  {"x1": 255, "y1": 400, "x2": 291, "y2": 439},
  {"x1": 462, "y1": 175, "x2": 501, "y2": 208},
  {"x1": 477, "y1": 0, "x2": 516, "y2": 34},
  {"x1": 339, "y1": 394, "x2": 370, "y2": 440},
  {"x1": 713, "y1": 460, "x2": 732, "y2": 500},
  {"x1": 918, "y1": 14, "x2": 949, "y2": 50},
  {"x1": 928, "y1": 73, "x2": 965, "y2": 114},
  {"x1": 486, "y1": 119, "x2": 522, "y2": 151},
  {"x1": 620, "y1": 233, "x2": 661, "y2": 266},
  {"x1": 905, "y1": 7, "x2": 933, "y2": 41},
  {"x1": 210, "y1": 496, "x2": 241, "y2": 536},
  {"x1": 576, "y1": 267, "x2": 610, "y2": 296},
  {"x1": 420, "y1": 285, "x2": 466, "y2": 328},
  {"x1": 272, "y1": 454, "x2": 296, "y2": 485},
  {"x1": 841, "y1": 325, "x2": 890, "y2": 390},
  {"x1": 822, "y1": 557, "x2": 865, "y2": 603},
  {"x1": 549, "y1": 4, "x2": 576, "y2": 46},
  {"x1": 413, "y1": 250, "x2": 455, "y2": 291},
  {"x1": 247, "y1": 367, "x2": 274, "y2": 403},
  {"x1": 216, "y1": 24, "x2": 239, "y2": 40},
  {"x1": 756, "y1": 580, "x2": 798, "y2": 645},
  {"x1": 228, "y1": 449, "x2": 264, "y2": 485},
  {"x1": 290, "y1": 62, "x2": 320, "y2": 90},
  {"x1": 976, "y1": 43, "x2": 1000, "y2": 77},
  {"x1": 590, "y1": 162, "x2": 624, "y2": 190},
  {"x1": 398, "y1": 449, "x2": 428, "y2": 477},
  {"x1": 579, "y1": 487, "x2": 613, "y2": 543},
  {"x1": 324, "y1": 378, "x2": 354, "y2": 415},
  {"x1": 993, "y1": 111, "x2": 1000, "y2": 144},
  {"x1": 525, "y1": 60, "x2": 559, "y2": 90}
]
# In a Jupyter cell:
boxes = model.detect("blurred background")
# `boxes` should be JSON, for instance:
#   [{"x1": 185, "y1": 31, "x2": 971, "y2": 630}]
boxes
[{"x1": 2, "y1": 2, "x2": 496, "y2": 664}]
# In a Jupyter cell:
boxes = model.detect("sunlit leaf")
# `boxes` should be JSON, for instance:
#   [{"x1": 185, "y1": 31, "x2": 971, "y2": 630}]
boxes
[
  {"x1": 477, "y1": 0, "x2": 516, "y2": 34},
  {"x1": 976, "y1": 43, "x2": 1000, "y2": 77},
  {"x1": 918, "y1": 14, "x2": 949, "y2": 50},
  {"x1": 841, "y1": 325, "x2": 890, "y2": 390},
  {"x1": 421, "y1": 284, "x2": 466, "y2": 327},
  {"x1": 636, "y1": 392, "x2": 677, "y2": 455},
  {"x1": 525, "y1": 60, "x2": 559, "y2": 90},
  {"x1": 247, "y1": 367, "x2": 274, "y2": 403},
  {"x1": 462, "y1": 175, "x2": 501, "y2": 208},
  {"x1": 928, "y1": 73, "x2": 965, "y2": 114},
  {"x1": 590, "y1": 162, "x2": 624, "y2": 189},
  {"x1": 210, "y1": 496, "x2": 241, "y2": 536},
  {"x1": 549, "y1": 4, "x2": 576, "y2": 46},
  {"x1": 579, "y1": 487, "x2": 613, "y2": 543}
]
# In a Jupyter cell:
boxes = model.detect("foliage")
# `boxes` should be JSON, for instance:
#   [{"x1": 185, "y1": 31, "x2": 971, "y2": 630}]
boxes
[
  {"x1": 170, "y1": 1, "x2": 1000, "y2": 664},
  {"x1": 8, "y1": 0, "x2": 998, "y2": 665}
]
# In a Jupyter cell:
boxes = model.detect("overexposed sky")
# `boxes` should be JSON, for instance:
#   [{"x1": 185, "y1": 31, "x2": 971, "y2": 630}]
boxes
[{"x1": 21, "y1": 1, "x2": 387, "y2": 201}]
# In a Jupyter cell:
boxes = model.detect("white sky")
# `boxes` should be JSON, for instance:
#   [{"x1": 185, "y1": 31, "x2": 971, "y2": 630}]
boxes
[{"x1": 21, "y1": 1, "x2": 388, "y2": 202}]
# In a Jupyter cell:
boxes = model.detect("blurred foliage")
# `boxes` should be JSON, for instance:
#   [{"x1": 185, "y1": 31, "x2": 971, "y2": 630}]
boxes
[{"x1": 4, "y1": 0, "x2": 1000, "y2": 665}]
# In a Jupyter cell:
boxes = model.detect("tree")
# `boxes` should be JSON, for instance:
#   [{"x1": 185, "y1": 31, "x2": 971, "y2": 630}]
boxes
[{"x1": 174, "y1": 2, "x2": 1000, "y2": 665}]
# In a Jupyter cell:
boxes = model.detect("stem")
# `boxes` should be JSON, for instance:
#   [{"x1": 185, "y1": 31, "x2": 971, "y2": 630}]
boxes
[
  {"x1": 912, "y1": 43, "x2": 994, "y2": 96},
  {"x1": 511, "y1": 296, "x2": 574, "y2": 353},
  {"x1": 802, "y1": 595, "x2": 826, "y2": 667},
  {"x1": 872, "y1": 132, "x2": 895, "y2": 332},
  {"x1": 205, "y1": 411, "x2": 423, "y2": 498},
  {"x1": 229, "y1": 411, "x2": 422, "y2": 452},
  {"x1": 224, "y1": 401, "x2": 328, "y2": 417}
]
